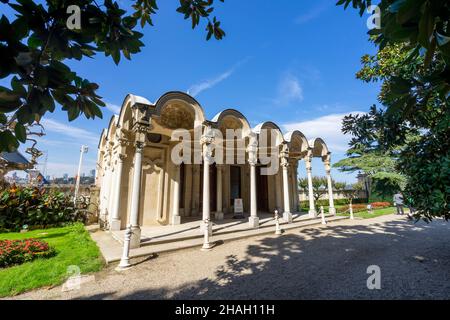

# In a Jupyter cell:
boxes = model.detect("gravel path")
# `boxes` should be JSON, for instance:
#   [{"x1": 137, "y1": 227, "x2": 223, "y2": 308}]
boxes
[{"x1": 8, "y1": 214, "x2": 450, "y2": 300}]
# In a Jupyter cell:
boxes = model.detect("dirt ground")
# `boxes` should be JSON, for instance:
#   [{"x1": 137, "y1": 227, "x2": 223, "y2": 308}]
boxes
[{"x1": 8, "y1": 214, "x2": 450, "y2": 300}]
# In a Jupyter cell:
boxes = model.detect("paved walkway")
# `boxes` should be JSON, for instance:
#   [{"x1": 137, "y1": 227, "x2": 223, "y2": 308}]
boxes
[{"x1": 9, "y1": 214, "x2": 450, "y2": 299}]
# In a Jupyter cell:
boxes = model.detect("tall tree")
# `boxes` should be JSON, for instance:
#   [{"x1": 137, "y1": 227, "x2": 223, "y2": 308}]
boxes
[
  {"x1": 337, "y1": 0, "x2": 450, "y2": 221},
  {"x1": 0, "y1": 0, "x2": 225, "y2": 153}
]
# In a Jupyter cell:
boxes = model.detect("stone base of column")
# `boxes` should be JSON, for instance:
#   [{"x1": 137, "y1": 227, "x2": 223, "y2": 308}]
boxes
[
  {"x1": 110, "y1": 219, "x2": 121, "y2": 231},
  {"x1": 199, "y1": 221, "x2": 213, "y2": 236},
  {"x1": 248, "y1": 216, "x2": 259, "y2": 228},
  {"x1": 308, "y1": 209, "x2": 317, "y2": 218},
  {"x1": 329, "y1": 207, "x2": 336, "y2": 215},
  {"x1": 171, "y1": 215, "x2": 181, "y2": 225},
  {"x1": 130, "y1": 226, "x2": 141, "y2": 249},
  {"x1": 283, "y1": 212, "x2": 293, "y2": 223},
  {"x1": 214, "y1": 212, "x2": 224, "y2": 220}
]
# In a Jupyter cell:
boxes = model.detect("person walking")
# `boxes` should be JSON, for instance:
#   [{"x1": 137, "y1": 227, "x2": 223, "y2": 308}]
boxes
[
  {"x1": 393, "y1": 192, "x2": 405, "y2": 215},
  {"x1": 406, "y1": 196, "x2": 416, "y2": 218}
]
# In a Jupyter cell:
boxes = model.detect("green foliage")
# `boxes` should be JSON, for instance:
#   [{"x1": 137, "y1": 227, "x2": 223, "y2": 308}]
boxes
[
  {"x1": 0, "y1": 238, "x2": 55, "y2": 268},
  {"x1": 0, "y1": 223, "x2": 103, "y2": 296},
  {"x1": 0, "y1": 185, "x2": 85, "y2": 232},
  {"x1": 337, "y1": 0, "x2": 450, "y2": 220},
  {"x1": 0, "y1": 0, "x2": 225, "y2": 152},
  {"x1": 333, "y1": 151, "x2": 406, "y2": 197},
  {"x1": 298, "y1": 176, "x2": 329, "y2": 202},
  {"x1": 337, "y1": 0, "x2": 450, "y2": 66}
]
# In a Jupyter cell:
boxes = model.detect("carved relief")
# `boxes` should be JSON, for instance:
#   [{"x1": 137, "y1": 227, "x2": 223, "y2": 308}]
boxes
[{"x1": 159, "y1": 103, "x2": 195, "y2": 130}]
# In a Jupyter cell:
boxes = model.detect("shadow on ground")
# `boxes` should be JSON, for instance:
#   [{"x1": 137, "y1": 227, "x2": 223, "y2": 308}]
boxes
[{"x1": 82, "y1": 218, "x2": 450, "y2": 300}]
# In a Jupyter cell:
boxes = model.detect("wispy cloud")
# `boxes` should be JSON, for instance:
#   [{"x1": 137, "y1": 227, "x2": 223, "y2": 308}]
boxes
[
  {"x1": 273, "y1": 73, "x2": 304, "y2": 105},
  {"x1": 294, "y1": 2, "x2": 330, "y2": 24},
  {"x1": 105, "y1": 102, "x2": 121, "y2": 115},
  {"x1": 187, "y1": 58, "x2": 250, "y2": 97},
  {"x1": 40, "y1": 118, "x2": 99, "y2": 146},
  {"x1": 282, "y1": 111, "x2": 366, "y2": 152}
]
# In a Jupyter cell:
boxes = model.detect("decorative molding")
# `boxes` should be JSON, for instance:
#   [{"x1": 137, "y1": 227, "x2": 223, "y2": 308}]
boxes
[{"x1": 143, "y1": 158, "x2": 163, "y2": 173}]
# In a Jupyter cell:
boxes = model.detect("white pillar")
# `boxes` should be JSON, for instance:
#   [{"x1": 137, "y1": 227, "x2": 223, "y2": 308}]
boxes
[
  {"x1": 215, "y1": 165, "x2": 224, "y2": 220},
  {"x1": 201, "y1": 126, "x2": 214, "y2": 236},
  {"x1": 325, "y1": 154, "x2": 336, "y2": 215},
  {"x1": 110, "y1": 154, "x2": 125, "y2": 230},
  {"x1": 306, "y1": 151, "x2": 317, "y2": 218},
  {"x1": 101, "y1": 168, "x2": 112, "y2": 224},
  {"x1": 292, "y1": 161, "x2": 299, "y2": 212},
  {"x1": 247, "y1": 132, "x2": 259, "y2": 228},
  {"x1": 280, "y1": 144, "x2": 292, "y2": 223},
  {"x1": 202, "y1": 160, "x2": 212, "y2": 236},
  {"x1": 171, "y1": 164, "x2": 181, "y2": 225},
  {"x1": 74, "y1": 145, "x2": 88, "y2": 205},
  {"x1": 129, "y1": 141, "x2": 143, "y2": 248},
  {"x1": 248, "y1": 162, "x2": 259, "y2": 228}
]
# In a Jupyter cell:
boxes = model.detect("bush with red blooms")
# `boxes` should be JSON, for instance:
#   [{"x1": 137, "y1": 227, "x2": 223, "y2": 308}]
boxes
[
  {"x1": 336, "y1": 202, "x2": 391, "y2": 214},
  {"x1": 0, "y1": 239, "x2": 55, "y2": 268},
  {"x1": 371, "y1": 202, "x2": 391, "y2": 208}
]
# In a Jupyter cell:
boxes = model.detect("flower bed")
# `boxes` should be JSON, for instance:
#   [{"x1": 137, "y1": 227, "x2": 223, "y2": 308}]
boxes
[
  {"x1": 0, "y1": 239, "x2": 56, "y2": 268},
  {"x1": 336, "y1": 202, "x2": 391, "y2": 214}
]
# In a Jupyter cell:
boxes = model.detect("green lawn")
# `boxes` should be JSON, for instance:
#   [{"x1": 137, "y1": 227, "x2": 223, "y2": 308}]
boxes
[
  {"x1": 337, "y1": 207, "x2": 399, "y2": 219},
  {"x1": 0, "y1": 223, "x2": 104, "y2": 297}
]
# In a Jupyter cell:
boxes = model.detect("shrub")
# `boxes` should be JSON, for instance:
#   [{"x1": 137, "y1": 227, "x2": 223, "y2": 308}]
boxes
[
  {"x1": 0, "y1": 239, "x2": 56, "y2": 268},
  {"x1": 0, "y1": 185, "x2": 86, "y2": 232},
  {"x1": 336, "y1": 204, "x2": 368, "y2": 213}
]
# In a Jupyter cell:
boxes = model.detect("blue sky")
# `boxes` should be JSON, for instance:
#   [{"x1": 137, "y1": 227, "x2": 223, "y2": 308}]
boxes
[{"x1": 5, "y1": 0, "x2": 381, "y2": 182}]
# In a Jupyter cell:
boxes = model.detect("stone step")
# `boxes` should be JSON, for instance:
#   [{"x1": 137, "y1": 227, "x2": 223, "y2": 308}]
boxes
[
  {"x1": 101, "y1": 215, "x2": 348, "y2": 264},
  {"x1": 113, "y1": 214, "x2": 339, "y2": 248}
]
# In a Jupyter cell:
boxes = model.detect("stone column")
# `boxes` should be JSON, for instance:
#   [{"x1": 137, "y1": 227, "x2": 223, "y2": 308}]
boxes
[
  {"x1": 249, "y1": 162, "x2": 259, "y2": 228},
  {"x1": 292, "y1": 161, "x2": 299, "y2": 212},
  {"x1": 306, "y1": 150, "x2": 317, "y2": 218},
  {"x1": 171, "y1": 164, "x2": 181, "y2": 225},
  {"x1": 201, "y1": 126, "x2": 214, "y2": 236},
  {"x1": 110, "y1": 153, "x2": 126, "y2": 230},
  {"x1": 129, "y1": 141, "x2": 144, "y2": 248},
  {"x1": 247, "y1": 132, "x2": 259, "y2": 228},
  {"x1": 281, "y1": 144, "x2": 292, "y2": 223},
  {"x1": 324, "y1": 154, "x2": 336, "y2": 215},
  {"x1": 215, "y1": 165, "x2": 224, "y2": 220}
]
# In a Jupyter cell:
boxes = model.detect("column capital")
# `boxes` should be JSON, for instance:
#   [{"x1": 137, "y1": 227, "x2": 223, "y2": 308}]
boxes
[
  {"x1": 247, "y1": 134, "x2": 258, "y2": 166},
  {"x1": 118, "y1": 153, "x2": 127, "y2": 162},
  {"x1": 118, "y1": 137, "x2": 131, "y2": 148},
  {"x1": 281, "y1": 158, "x2": 289, "y2": 168},
  {"x1": 248, "y1": 149, "x2": 258, "y2": 166},
  {"x1": 248, "y1": 158, "x2": 258, "y2": 166},
  {"x1": 135, "y1": 141, "x2": 144, "y2": 152},
  {"x1": 200, "y1": 130, "x2": 215, "y2": 146}
]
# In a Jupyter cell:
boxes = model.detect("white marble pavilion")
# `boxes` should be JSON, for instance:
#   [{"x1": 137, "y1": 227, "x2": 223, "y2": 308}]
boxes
[{"x1": 96, "y1": 92, "x2": 335, "y2": 248}]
